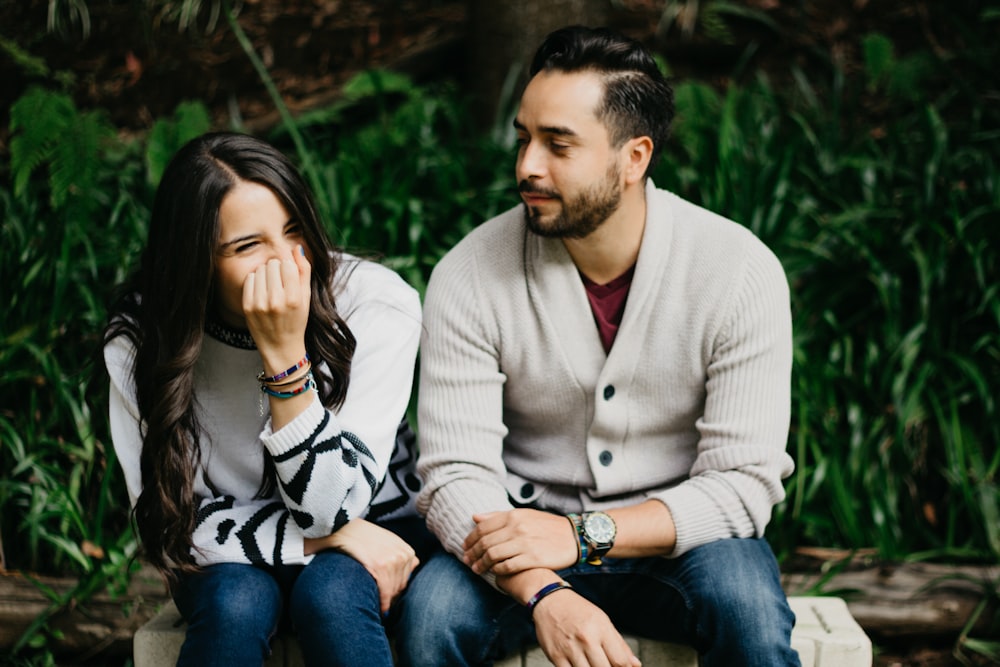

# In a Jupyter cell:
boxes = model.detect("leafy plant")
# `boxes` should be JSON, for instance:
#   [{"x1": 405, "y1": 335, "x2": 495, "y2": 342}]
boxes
[{"x1": 654, "y1": 25, "x2": 1000, "y2": 562}]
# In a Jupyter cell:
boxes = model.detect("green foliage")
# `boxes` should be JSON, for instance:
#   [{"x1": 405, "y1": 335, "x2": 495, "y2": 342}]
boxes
[
  {"x1": 270, "y1": 71, "x2": 517, "y2": 294},
  {"x1": 46, "y1": 0, "x2": 91, "y2": 39},
  {"x1": 3, "y1": 8, "x2": 1000, "y2": 659},
  {"x1": 656, "y1": 0, "x2": 779, "y2": 42},
  {"x1": 2, "y1": 86, "x2": 149, "y2": 663},
  {"x1": 10, "y1": 87, "x2": 115, "y2": 208},
  {"x1": 655, "y1": 23, "x2": 1000, "y2": 563},
  {"x1": 146, "y1": 100, "x2": 212, "y2": 186}
]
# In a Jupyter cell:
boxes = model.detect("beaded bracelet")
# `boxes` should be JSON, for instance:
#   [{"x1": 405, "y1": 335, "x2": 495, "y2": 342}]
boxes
[
  {"x1": 263, "y1": 362, "x2": 312, "y2": 388},
  {"x1": 257, "y1": 353, "x2": 310, "y2": 384},
  {"x1": 261, "y1": 372, "x2": 315, "y2": 399},
  {"x1": 526, "y1": 581, "x2": 573, "y2": 614}
]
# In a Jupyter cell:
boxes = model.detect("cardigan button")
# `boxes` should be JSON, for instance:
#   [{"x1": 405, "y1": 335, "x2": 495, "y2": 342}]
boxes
[
  {"x1": 599, "y1": 450, "x2": 613, "y2": 466},
  {"x1": 603, "y1": 384, "x2": 615, "y2": 400},
  {"x1": 520, "y1": 483, "x2": 535, "y2": 498}
]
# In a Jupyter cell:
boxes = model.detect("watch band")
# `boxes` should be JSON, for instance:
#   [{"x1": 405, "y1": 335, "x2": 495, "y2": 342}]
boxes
[{"x1": 566, "y1": 513, "x2": 589, "y2": 565}]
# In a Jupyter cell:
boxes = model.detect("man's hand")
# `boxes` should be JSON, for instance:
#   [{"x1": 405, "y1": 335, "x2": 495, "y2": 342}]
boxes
[
  {"x1": 532, "y1": 590, "x2": 641, "y2": 667},
  {"x1": 462, "y1": 508, "x2": 578, "y2": 576}
]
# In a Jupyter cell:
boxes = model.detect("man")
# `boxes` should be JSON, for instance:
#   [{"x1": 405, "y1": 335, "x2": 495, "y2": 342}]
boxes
[{"x1": 398, "y1": 25, "x2": 800, "y2": 667}]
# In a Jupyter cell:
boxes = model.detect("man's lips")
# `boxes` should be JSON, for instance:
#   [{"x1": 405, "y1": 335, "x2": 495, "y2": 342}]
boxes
[{"x1": 520, "y1": 191, "x2": 558, "y2": 206}]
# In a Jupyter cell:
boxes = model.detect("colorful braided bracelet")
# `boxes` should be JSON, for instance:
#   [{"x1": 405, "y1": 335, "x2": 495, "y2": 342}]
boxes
[
  {"x1": 261, "y1": 372, "x2": 315, "y2": 398},
  {"x1": 257, "y1": 353, "x2": 310, "y2": 384}
]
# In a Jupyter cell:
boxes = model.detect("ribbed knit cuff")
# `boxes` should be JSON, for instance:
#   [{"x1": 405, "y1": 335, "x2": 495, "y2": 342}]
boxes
[{"x1": 260, "y1": 394, "x2": 326, "y2": 457}]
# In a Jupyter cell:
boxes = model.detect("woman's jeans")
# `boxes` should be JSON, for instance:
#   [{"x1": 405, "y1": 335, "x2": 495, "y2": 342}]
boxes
[
  {"x1": 171, "y1": 516, "x2": 436, "y2": 667},
  {"x1": 395, "y1": 537, "x2": 801, "y2": 667}
]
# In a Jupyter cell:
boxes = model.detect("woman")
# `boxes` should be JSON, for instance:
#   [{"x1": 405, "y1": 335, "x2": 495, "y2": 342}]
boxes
[{"x1": 104, "y1": 132, "x2": 429, "y2": 666}]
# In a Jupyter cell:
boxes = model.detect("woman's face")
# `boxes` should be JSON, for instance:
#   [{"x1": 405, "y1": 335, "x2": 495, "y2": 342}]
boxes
[{"x1": 213, "y1": 181, "x2": 312, "y2": 328}]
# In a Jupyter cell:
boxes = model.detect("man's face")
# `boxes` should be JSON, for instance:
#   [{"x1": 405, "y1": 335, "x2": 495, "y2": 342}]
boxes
[{"x1": 514, "y1": 70, "x2": 625, "y2": 239}]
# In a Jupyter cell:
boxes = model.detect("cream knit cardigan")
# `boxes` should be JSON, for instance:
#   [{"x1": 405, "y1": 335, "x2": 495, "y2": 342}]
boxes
[{"x1": 417, "y1": 183, "x2": 794, "y2": 561}]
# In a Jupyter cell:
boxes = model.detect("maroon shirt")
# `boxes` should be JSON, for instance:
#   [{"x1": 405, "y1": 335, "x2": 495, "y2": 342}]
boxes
[{"x1": 580, "y1": 265, "x2": 635, "y2": 353}]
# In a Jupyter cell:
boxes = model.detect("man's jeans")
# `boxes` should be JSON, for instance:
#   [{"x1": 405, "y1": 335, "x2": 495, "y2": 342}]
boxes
[{"x1": 396, "y1": 537, "x2": 801, "y2": 667}]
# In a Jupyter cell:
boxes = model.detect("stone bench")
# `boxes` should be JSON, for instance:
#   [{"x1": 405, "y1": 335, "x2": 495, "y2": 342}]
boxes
[{"x1": 133, "y1": 595, "x2": 871, "y2": 666}]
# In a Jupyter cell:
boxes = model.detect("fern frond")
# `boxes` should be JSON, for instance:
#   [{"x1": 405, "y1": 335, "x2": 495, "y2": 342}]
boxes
[
  {"x1": 49, "y1": 110, "x2": 114, "y2": 208},
  {"x1": 9, "y1": 88, "x2": 75, "y2": 198}
]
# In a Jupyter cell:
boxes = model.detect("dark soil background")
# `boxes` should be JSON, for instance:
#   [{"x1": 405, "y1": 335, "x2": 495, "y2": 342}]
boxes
[
  {"x1": 0, "y1": 0, "x2": 958, "y2": 140},
  {"x1": 1, "y1": 1, "x2": 992, "y2": 665}
]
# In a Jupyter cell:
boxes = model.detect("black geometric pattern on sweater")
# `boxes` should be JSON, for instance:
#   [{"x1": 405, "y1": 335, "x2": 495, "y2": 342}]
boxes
[
  {"x1": 273, "y1": 509, "x2": 287, "y2": 565},
  {"x1": 275, "y1": 416, "x2": 375, "y2": 506},
  {"x1": 194, "y1": 495, "x2": 235, "y2": 528},
  {"x1": 341, "y1": 430, "x2": 378, "y2": 493},
  {"x1": 271, "y1": 411, "x2": 329, "y2": 464},
  {"x1": 367, "y1": 420, "x2": 421, "y2": 523},
  {"x1": 216, "y1": 519, "x2": 236, "y2": 545},
  {"x1": 234, "y1": 501, "x2": 287, "y2": 565},
  {"x1": 333, "y1": 507, "x2": 350, "y2": 530},
  {"x1": 290, "y1": 508, "x2": 313, "y2": 529}
]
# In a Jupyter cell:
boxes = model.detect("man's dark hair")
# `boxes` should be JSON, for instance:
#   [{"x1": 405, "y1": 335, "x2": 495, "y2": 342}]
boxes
[{"x1": 529, "y1": 25, "x2": 674, "y2": 176}]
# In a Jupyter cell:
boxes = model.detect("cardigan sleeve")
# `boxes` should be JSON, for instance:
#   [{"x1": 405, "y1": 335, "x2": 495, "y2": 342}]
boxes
[
  {"x1": 651, "y1": 245, "x2": 794, "y2": 557},
  {"x1": 416, "y1": 245, "x2": 514, "y2": 561}
]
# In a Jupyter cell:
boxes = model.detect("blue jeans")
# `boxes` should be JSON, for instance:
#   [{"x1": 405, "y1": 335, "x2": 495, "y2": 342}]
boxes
[
  {"x1": 172, "y1": 517, "x2": 437, "y2": 667},
  {"x1": 396, "y1": 537, "x2": 800, "y2": 667}
]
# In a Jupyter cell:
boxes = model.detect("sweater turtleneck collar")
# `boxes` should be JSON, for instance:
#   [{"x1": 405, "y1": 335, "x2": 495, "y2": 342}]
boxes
[{"x1": 205, "y1": 320, "x2": 257, "y2": 350}]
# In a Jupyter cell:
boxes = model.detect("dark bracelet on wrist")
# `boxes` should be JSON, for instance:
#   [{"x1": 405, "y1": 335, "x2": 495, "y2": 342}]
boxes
[{"x1": 525, "y1": 580, "x2": 573, "y2": 614}]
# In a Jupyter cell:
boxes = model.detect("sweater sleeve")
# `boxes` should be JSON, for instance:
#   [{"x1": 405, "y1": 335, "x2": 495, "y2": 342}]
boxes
[
  {"x1": 105, "y1": 263, "x2": 421, "y2": 566},
  {"x1": 651, "y1": 245, "x2": 794, "y2": 557},
  {"x1": 105, "y1": 335, "x2": 313, "y2": 566},
  {"x1": 416, "y1": 246, "x2": 514, "y2": 561},
  {"x1": 260, "y1": 265, "x2": 422, "y2": 539}
]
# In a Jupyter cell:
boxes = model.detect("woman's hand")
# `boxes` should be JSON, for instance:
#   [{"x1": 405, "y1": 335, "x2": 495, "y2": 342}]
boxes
[
  {"x1": 243, "y1": 245, "x2": 312, "y2": 370},
  {"x1": 305, "y1": 519, "x2": 419, "y2": 614}
]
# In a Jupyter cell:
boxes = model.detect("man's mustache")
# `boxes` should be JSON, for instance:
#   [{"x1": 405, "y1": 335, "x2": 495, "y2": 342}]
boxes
[{"x1": 518, "y1": 181, "x2": 560, "y2": 199}]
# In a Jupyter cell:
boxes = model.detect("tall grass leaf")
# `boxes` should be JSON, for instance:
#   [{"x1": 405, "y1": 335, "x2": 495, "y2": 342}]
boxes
[{"x1": 922, "y1": 105, "x2": 948, "y2": 206}]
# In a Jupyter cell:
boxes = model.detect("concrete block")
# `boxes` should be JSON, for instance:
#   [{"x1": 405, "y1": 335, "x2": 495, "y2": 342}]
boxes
[
  {"x1": 134, "y1": 596, "x2": 872, "y2": 667},
  {"x1": 790, "y1": 596, "x2": 873, "y2": 667}
]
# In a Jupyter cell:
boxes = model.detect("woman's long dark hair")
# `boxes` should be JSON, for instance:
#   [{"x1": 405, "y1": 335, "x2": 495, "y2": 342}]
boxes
[{"x1": 104, "y1": 132, "x2": 356, "y2": 574}]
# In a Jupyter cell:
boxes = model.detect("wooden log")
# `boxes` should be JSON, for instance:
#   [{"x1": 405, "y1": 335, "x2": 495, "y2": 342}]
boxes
[
  {"x1": 0, "y1": 565, "x2": 169, "y2": 659},
  {"x1": 0, "y1": 559, "x2": 996, "y2": 658},
  {"x1": 783, "y1": 561, "x2": 1000, "y2": 639}
]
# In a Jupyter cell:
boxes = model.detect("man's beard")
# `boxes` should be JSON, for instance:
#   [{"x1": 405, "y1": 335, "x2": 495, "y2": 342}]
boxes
[{"x1": 521, "y1": 163, "x2": 622, "y2": 239}]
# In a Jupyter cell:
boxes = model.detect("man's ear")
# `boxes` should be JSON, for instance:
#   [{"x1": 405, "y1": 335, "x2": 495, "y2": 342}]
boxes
[{"x1": 622, "y1": 136, "x2": 653, "y2": 185}]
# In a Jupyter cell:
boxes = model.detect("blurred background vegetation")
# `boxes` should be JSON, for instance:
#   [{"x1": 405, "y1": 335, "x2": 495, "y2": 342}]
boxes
[{"x1": 1, "y1": 0, "x2": 998, "y2": 664}]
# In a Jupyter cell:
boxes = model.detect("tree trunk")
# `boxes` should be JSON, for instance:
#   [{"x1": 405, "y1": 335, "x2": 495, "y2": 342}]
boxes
[{"x1": 464, "y1": 0, "x2": 613, "y2": 129}]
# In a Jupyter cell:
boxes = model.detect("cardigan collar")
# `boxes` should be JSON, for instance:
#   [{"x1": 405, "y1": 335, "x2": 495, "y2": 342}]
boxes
[{"x1": 524, "y1": 181, "x2": 674, "y2": 386}]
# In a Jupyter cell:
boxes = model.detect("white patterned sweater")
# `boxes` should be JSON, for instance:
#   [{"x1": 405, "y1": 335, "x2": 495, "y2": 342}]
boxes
[{"x1": 106, "y1": 257, "x2": 422, "y2": 567}]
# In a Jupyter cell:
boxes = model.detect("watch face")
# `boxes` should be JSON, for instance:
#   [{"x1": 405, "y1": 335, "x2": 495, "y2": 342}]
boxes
[{"x1": 583, "y1": 512, "x2": 616, "y2": 543}]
